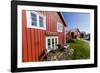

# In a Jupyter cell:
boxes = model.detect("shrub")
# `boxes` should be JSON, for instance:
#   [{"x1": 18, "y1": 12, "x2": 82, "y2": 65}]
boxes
[{"x1": 66, "y1": 39, "x2": 75, "y2": 43}]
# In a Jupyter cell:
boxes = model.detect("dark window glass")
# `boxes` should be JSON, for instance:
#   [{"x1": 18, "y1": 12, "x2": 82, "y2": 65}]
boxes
[
  {"x1": 31, "y1": 13, "x2": 37, "y2": 26},
  {"x1": 55, "y1": 38, "x2": 57, "y2": 48},
  {"x1": 39, "y1": 16, "x2": 44, "y2": 27},
  {"x1": 52, "y1": 39, "x2": 54, "y2": 48}
]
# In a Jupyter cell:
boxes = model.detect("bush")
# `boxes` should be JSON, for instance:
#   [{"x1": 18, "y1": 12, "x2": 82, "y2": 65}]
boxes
[{"x1": 66, "y1": 39, "x2": 75, "y2": 43}]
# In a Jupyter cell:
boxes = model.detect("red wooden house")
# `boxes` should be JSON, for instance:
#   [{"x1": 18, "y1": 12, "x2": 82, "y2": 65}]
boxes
[
  {"x1": 22, "y1": 10, "x2": 66, "y2": 62},
  {"x1": 66, "y1": 28, "x2": 81, "y2": 41}
]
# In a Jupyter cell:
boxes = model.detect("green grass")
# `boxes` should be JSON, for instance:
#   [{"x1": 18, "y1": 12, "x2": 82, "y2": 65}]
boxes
[{"x1": 67, "y1": 39, "x2": 90, "y2": 60}]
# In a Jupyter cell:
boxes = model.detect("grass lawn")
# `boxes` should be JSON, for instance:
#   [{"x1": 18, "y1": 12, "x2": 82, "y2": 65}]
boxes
[{"x1": 67, "y1": 39, "x2": 90, "y2": 60}]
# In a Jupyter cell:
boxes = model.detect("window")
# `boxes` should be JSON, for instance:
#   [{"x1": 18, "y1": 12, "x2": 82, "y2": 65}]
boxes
[
  {"x1": 57, "y1": 22, "x2": 63, "y2": 32},
  {"x1": 39, "y1": 16, "x2": 44, "y2": 27},
  {"x1": 26, "y1": 11, "x2": 46, "y2": 30},
  {"x1": 31, "y1": 13, "x2": 37, "y2": 26}
]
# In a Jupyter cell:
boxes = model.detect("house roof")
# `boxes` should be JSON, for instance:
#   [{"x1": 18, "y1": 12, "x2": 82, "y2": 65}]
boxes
[
  {"x1": 66, "y1": 28, "x2": 80, "y2": 33},
  {"x1": 58, "y1": 12, "x2": 67, "y2": 27},
  {"x1": 70, "y1": 28, "x2": 80, "y2": 33}
]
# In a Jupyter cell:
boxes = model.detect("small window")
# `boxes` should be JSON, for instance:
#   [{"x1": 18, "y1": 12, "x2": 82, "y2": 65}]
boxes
[
  {"x1": 39, "y1": 16, "x2": 44, "y2": 27},
  {"x1": 31, "y1": 13, "x2": 37, "y2": 26},
  {"x1": 57, "y1": 22, "x2": 63, "y2": 32}
]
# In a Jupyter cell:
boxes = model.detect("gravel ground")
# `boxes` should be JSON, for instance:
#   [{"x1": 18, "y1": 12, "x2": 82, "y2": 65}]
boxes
[{"x1": 46, "y1": 48, "x2": 74, "y2": 61}]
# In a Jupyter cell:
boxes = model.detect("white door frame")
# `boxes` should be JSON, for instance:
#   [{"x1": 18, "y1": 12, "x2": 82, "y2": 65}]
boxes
[{"x1": 46, "y1": 36, "x2": 58, "y2": 52}]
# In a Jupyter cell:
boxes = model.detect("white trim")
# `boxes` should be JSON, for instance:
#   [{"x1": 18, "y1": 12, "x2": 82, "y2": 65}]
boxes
[
  {"x1": 17, "y1": 5, "x2": 94, "y2": 68},
  {"x1": 26, "y1": 11, "x2": 46, "y2": 30},
  {"x1": 46, "y1": 36, "x2": 58, "y2": 52}
]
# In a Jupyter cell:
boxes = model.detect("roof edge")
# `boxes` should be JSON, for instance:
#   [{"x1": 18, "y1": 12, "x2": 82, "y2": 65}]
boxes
[{"x1": 58, "y1": 12, "x2": 67, "y2": 27}]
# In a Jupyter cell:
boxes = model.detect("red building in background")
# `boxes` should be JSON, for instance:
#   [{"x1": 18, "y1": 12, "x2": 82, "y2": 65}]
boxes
[
  {"x1": 22, "y1": 10, "x2": 66, "y2": 62},
  {"x1": 66, "y1": 28, "x2": 81, "y2": 41}
]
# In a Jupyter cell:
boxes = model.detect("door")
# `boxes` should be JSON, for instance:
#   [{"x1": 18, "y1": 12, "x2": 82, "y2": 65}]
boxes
[{"x1": 46, "y1": 36, "x2": 58, "y2": 52}]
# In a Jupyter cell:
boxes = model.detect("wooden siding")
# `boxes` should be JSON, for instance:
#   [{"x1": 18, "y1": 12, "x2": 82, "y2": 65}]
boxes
[
  {"x1": 22, "y1": 11, "x2": 65, "y2": 62},
  {"x1": 40, "y1": 12, "x2": 65, "y2": 45}
]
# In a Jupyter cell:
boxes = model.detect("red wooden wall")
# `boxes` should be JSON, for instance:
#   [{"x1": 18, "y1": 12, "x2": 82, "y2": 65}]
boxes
[
  {"x1": 40, "y1": 11, "x2": 65, "y2": 45},
  {"x1": 22, "y1": 10, "x2": 65, "y2": 62}
]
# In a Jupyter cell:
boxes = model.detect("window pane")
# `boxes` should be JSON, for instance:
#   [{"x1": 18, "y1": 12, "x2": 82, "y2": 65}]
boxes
[
  {"x1": 52, "y1": 39, "x2": 54, "y2": 48},
  {"x1": 48, "y1": 39, "x2": 51, "y2": 49},
  {"x1": 57, "y1": 23, "x2": 62, "y2": 32},
  {"x1": 31, "y1": 13, "x2": 37, "y2": 26},
  {"x1": 55, "y1": 38, "x2": 57, "y2": 48},
  {"x1": 39, "y1": 16, "x2": 44, "y2": 27}
]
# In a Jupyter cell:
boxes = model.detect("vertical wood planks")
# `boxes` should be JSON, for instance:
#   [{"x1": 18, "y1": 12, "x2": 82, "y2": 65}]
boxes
[
  {"x1": 22, "y1": 11, "x2": 65, "y2": 62},
  {"x1": 22, "y1": 10, "x2": 28, "y2": 62}
]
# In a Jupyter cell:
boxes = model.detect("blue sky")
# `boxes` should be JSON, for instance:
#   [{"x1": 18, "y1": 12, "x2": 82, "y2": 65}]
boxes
[{"x1": 62, "y1": 12, "x2": 90, "y2": 34}]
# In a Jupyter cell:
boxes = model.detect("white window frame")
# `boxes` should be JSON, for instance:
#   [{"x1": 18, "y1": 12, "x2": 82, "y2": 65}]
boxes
[
  {"x1": 57, "y1": 22, "x2": 63, "y2": 32},
  {"x1": 46, "y1": 36, "x2": 58, "y2": 52},
  {"x1": 26, "y1": 11, "x2": 46, "y2": 30}
]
